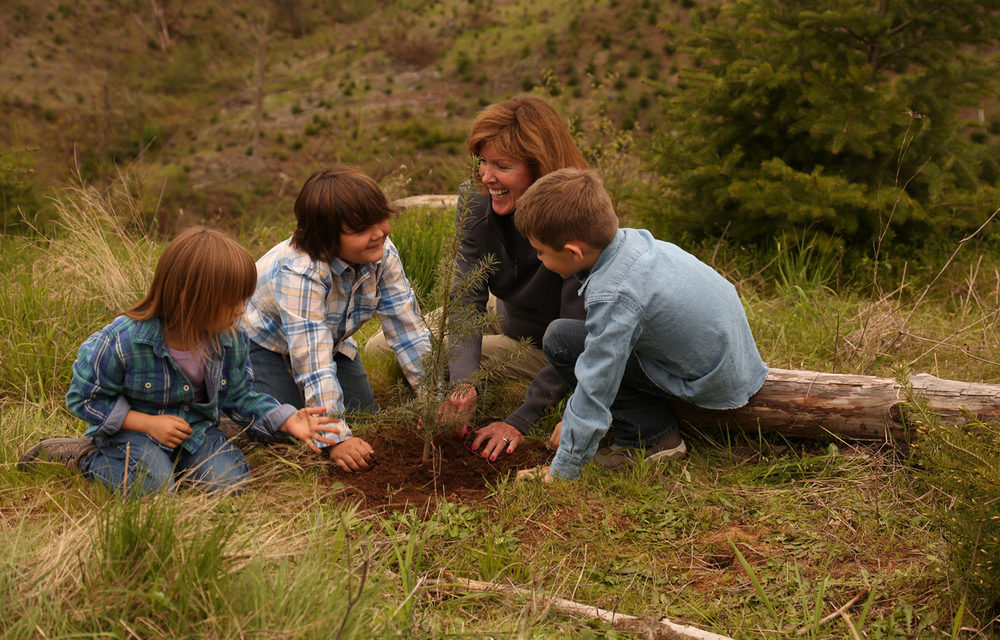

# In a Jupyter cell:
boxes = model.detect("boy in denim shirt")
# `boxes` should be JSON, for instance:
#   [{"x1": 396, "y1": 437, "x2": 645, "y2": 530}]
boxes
[{"x1": 514, "y1": 168, "x2": 769, "y2": 481}]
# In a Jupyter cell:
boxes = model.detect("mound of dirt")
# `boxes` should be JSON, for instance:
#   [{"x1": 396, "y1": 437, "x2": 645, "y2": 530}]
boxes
[{"x1": 327, "y1": 429, "x2": 551, "y2": 510}]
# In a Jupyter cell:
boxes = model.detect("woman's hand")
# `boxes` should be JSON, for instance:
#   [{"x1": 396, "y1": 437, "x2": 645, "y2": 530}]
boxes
[
  {"x1": 471, "y1": 421, "x2": 523, "y2": 461},
  {"x1": 279, "y1": 407, "x2": 341, "y2": 454},
  {"x1": 438, "y1": 385, "x2": 478, "y2": 440}
]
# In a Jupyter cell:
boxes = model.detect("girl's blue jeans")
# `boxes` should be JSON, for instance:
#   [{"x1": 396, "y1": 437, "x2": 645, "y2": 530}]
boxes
[
  {"x1": 80, "y1": 426, "x2": 250, "y2": 497},
  {"x1": 542, "y1": 318, "x2": 679, "y2": 449},
  {"x1": 248, "y1": 342, "x2": 377, "y2": 413}
]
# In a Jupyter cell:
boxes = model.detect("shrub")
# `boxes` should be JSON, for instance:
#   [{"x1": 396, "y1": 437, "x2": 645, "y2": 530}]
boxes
[
  {"x1": 909, "y1": 397, "x2": 1000, "y2": 615},
  {"x1": 646, "y1": 0, "x2": 1000, "y2": 259}
]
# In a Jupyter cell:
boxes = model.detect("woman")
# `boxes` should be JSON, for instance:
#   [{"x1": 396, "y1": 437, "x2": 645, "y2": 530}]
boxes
[{"x1": 446, "y1": 96, "x2": 589, "y2": 461}]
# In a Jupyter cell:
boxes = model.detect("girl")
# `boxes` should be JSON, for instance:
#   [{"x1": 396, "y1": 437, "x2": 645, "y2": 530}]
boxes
[
  {"x1": 241, "y1": 165, "x2": 431, "y2": 473},
  {"x1": 19, "y1": 227, "x2": 338, "y2": 496}
]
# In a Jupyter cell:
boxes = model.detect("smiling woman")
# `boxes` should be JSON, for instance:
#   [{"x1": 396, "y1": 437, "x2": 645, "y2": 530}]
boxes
[
  {"x1": 363, "y1": 97, "x2": 590, "y2": 462},
  {"x1": 441, "y1": 96, "x2": 590, "y2": 461}
]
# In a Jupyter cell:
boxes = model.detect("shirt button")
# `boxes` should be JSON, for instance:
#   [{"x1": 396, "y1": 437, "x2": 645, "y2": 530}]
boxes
[
  {"x1": 144, "y1": 382, "x2": 152, "y2": 389},
  {"x1": 220, "y1": 379, "x2": 227, "y2": 386},
  {"x1": 183, "y1": 385, "x2": 190, "y2": 392},
  {"x1": 184, "y1": 405, "x2": 190, "y2": 411}
]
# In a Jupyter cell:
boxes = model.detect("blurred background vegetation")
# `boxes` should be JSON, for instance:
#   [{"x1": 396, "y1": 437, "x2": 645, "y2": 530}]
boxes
[{"x1": 4, "y1": 0, "x2": 996, "y2": 266}]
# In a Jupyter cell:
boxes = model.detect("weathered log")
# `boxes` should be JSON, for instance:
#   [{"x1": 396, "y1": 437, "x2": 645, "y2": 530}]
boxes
[
  {"x1": 673, "y1": 368, "x2": 1000, "y2": 443},
  {"x1": 393, "y1": 194, "x2": 458, "y2": 210}
]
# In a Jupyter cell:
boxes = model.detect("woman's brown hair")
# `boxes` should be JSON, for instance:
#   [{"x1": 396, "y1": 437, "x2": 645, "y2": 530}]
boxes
[
  {"x1": 127, "y1": 226, "x2": 256, "y2": 351},
  {"x1": 466, "y1": 96, "x2": 588, "y2": 187},
  {"x1": 291, "y1": 165, "x2": 394, "y2": 261}
]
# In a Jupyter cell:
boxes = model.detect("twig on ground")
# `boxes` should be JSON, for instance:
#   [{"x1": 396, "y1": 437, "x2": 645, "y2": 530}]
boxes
[
  {"x1": 427, "y1": 576, "x2": 735, "y2": 640},
  {"x1": 840, "y1": 611, "x2": 862, "y2": 640},
  {"x1": 795, "y1": 590, "x2": 868, "y2": 636}
]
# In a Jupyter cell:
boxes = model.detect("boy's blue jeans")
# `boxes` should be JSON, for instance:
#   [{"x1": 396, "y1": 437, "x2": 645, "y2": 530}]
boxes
[
  {"x1": 80, "y1": 426, "x2": 250, "y2": 497},
  {"x1": 248, "y1": 343, "x2": 378, "y2": 413},
  {"x1": 542, "y1": 318, "x2": 679, "y2": 449}
]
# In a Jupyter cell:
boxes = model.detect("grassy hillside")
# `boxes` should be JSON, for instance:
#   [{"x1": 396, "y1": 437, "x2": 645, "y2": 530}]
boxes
[
  {"x1": 3, "y1": 2, "x2": 1000, "y2": 637},
  {"x1": 1, "y1": 0, "x2": 706, "y2": 231}
]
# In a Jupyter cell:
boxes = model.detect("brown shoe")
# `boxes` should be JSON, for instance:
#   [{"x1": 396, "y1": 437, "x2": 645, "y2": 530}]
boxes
[
  {"x1": 17, "y1": 437, "x2": 96, "y2": 472},
  {"x1": 593, "y1": 431, "x2": 687, "y2": 469}
]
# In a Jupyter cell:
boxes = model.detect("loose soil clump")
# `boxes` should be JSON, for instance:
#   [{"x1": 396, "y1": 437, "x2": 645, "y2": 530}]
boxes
[{"x1": 327, "y1": 428, "x2": 551, "y2": 510}]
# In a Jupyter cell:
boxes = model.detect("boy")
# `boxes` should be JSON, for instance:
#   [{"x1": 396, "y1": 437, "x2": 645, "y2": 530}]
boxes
[{"x1": 514, "y1": 168, "x2": 768, "y2": 481}]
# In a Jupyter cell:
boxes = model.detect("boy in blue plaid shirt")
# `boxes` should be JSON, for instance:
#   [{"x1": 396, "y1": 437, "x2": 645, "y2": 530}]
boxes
[{"x1": 242, "y1": 165, "x2": 432, "y2": 472}]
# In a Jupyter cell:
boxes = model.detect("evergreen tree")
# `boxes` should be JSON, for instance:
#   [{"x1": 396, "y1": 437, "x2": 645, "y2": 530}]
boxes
[
  {"x1": 647, "y1": 0, "x2": 1000, "y2": 255},
  {"x1": 380, "y1": 163, "x2": 530, "y2": 465}
]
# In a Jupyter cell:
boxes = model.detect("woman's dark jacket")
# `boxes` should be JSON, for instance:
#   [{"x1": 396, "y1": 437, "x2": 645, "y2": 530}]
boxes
[{"x1": 449, "y1": 185, "x2": 586, "y2": 433}]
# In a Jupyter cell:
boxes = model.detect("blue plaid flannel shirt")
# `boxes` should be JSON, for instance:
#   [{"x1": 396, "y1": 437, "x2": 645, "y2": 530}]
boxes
[
  {"x1": 241, "y1": 237, "x2": 430, "y2": 441},
  {"x1": 66, "y1": 316, "x2": 296, "y2": 453}
]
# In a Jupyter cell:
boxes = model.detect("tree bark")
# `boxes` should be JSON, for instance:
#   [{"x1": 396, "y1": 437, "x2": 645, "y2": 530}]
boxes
[{"x1": 672, "y1": 368, "x2": 1000, "y2": 443}]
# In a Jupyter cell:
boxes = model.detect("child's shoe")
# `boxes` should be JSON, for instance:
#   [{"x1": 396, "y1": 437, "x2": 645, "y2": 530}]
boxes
[
  {"x1": 593, "y1": 430, "x2": 687, "y2": 469},
  {"x1": 17, "y1": 437, "x2": 96, "y2": 472}
]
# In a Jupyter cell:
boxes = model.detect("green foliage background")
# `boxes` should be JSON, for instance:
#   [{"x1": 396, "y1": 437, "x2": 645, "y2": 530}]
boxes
[{"x1": 644, "y1": 0, "x2": 1000, "y2": 256}]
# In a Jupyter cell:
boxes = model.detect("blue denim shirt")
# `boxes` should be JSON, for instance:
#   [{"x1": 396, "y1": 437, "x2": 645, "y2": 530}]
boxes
[
  {"x1": 66, "y1": 316, "x2": 297, "y2": 454},
  {"x1": 550, "y1": 229, "x2": 769, "y2": 480}
]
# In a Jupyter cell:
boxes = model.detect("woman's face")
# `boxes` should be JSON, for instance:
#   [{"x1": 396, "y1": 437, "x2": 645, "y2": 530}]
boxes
[
  {"x1": 338, "y1": 219, "x2": 390, "y2": 265},
  {"x1": 478, "y1": 140, "x2": 533, "y2": 216}
]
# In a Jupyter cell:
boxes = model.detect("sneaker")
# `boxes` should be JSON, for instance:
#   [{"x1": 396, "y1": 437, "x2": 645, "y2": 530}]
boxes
[
  {"x1": 593, "y1": 431, "x2": 687, "y2": 469},
  {"x1": 17, "y1": 437, "x2": 96, "y2": 472}
]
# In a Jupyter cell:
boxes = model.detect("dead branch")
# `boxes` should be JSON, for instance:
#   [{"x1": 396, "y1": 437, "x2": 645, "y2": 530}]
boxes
[{"x1": 427, "y1": 576, "x2": 735, "y2": 640}]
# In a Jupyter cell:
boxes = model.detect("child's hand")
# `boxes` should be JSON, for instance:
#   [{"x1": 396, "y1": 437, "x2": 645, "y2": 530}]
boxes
[
  {"x1": 279, "y1": 407, "x2": 341, "y2": 454},
  {"x1": 124, "y1": 411, "x2": 192, "y2": 448},
  {"x1": 516, "y1": 465, "x2": 556, "y2": 484},
  {"x1": 547, "y1": 421, "x2": 562, "y2": 451},
  {"x1": 329, "y1": 436, "x2": 375, "y2": 472}
]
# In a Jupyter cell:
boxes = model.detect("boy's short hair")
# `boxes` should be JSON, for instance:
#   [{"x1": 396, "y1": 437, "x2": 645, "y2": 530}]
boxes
[
  {"x1": 291, "y1": 165, "x2": 394, "y2": 261},
  {"x1": 514, "y1": 168, "x2": 618, "y2": 250},
  {"x1": 127, "y1": 226, "x2": 256, "y2": 350},
  {"x1": 466, "y1": 96, "x2": 587, "y2": 187}
]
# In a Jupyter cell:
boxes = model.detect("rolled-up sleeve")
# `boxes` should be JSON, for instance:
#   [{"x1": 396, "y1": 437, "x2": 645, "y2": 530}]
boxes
[
  {"x1": 66, "y1": 328, "x2": 133, "y2": 438},
  {"x1": 269, "y1": 263, "x2": 352, "y2": 441}
]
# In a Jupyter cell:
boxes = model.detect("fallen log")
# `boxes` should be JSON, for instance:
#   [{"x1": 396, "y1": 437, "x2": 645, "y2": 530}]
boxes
[{"x1": 673, "y1": 368, "x2": 1000, "y2": 443}]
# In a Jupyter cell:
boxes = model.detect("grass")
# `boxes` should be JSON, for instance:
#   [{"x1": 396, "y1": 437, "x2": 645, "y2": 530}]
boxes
[{"x1": 2, "y1": 176, "x2": 1000, "y2": 638}]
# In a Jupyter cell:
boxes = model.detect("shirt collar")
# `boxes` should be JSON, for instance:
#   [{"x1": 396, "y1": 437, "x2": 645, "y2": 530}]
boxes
[
  {"x1": 132, "y1": 316, "x2": 236, "y2": 355},
  {"x1": 329, "y1": 256, "x2": 380, "y2": 277},
  {"x1": 577, "y1": 229, "x2": 625, "y2": 295}
]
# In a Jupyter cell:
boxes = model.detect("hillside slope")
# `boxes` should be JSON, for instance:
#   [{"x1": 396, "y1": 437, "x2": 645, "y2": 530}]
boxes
[{"x1": 1, "y1": 0, "x2": 700, "y2": 228}]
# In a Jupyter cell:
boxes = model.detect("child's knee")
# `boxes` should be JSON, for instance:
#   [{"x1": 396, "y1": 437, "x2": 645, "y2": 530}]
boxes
[{"x1": 542, "y1": 318, "x2": 587, "y2": 361}]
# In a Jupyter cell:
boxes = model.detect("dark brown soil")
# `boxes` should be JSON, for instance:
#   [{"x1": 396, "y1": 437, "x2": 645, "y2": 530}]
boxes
[{"x1": 326, "y1": 429, "x2": 552, "y2": 510}]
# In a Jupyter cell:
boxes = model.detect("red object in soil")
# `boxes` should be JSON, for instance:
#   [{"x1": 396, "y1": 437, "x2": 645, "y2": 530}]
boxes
[{"x1": 327, "y1": 430, "x2": 551, "y2": 510}]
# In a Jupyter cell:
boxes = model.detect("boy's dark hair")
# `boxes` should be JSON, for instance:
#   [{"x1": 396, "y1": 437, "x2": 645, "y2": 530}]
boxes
[
  {"x1": 127, "y1": 226, "x2": 256, "y2": 351},
  {"x1": 466, "y1": 96, "x2": 587, "y2": 189},
  {"x1": 291, "y1": 165, "x2": 394, "y2": 261},
  {"x1": 515, "y1": 168, "x2": 618, "y2": 250}
]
